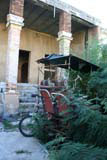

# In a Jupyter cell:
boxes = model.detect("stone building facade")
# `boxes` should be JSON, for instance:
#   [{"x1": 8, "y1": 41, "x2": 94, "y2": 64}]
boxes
[
  {"x1": 0, "y1": 0, "x2": 101, "y2": 85},
  {"x1": 0, "y1": 0, "x2": 101, "y2": 114}
]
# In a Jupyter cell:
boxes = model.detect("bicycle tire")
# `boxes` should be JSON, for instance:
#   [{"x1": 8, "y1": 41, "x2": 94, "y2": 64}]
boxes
[{"x1": 19, "y1": 115, "x2": 39, "y2": 137}]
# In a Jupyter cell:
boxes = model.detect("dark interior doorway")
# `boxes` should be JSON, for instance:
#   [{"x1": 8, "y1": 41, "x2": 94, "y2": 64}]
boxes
[{"x1": 18, "y1": 50, "x2": 30, "y2": 83}]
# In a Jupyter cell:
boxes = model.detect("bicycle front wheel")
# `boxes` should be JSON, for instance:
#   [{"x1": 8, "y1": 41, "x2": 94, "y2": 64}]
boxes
[{"x1": 19, "y1": 115, "x2": 39, "y2": 137}]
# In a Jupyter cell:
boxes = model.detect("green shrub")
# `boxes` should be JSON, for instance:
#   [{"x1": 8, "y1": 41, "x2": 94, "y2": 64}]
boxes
[
  {"x1": 32, "y1": 40, "x2": 107, "y2": 159},
  {"x1": 49, "y1": 141, "x2": 107, "y2": 160}
]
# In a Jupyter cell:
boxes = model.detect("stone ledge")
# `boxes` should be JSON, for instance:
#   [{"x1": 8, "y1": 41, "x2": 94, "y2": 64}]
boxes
[{"x1": 6, "y1": 14, "x2": 24, "y2": 27}]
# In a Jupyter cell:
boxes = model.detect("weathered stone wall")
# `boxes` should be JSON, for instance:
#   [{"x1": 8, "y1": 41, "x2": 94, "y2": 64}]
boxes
[
  {"x1": 0, "y1": 24, "x2": 8, "y2": 82},
  {"x1": 0, "y1": 23, "x2": 86, "y2": 84},
  {"x1": 57, "y1": 11, "x2": 72, "y2": 80},
  {"x1": 9, "y1": 0, "x2": 24, "y2": 17},
  {"x1": 59, "y1": 11, "x2": 71, "y2": 33},
  {"x1": 58, "y1": 11, "x2": 72, "y2": 56},
  {"x1": 88, "y1": 26, "x2": 100, "y2": 41},
  {"x1": 71, "y1": 31, "x2": 85, "y2": 57},
  {"x1": 20, "y1": 28, "x2": 59, "y2": 83},
  {"x1": 0, "y1": 23, "x2": 59, "y2": 83}
]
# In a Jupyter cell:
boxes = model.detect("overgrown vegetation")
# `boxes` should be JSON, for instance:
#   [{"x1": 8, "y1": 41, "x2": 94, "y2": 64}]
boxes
[
  {"x1": 82, "y1": 39, "x2": 101, "y2": 65},
  {"x1": 32, "y1": 40, "x2": 107, "y2": 159},
  {"x1": 82, "y1": 39, "x2": 107, "y2": 65},
  {"x1": 3, "y1": 120, "x2": 18, "y2": 129},
  {"x1": 33, "y1": 92, "x2": 107, "y2": 159}
]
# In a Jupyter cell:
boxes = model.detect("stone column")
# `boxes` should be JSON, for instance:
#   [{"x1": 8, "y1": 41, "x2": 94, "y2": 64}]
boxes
[
  {"x1": 58, "y1": 31, "x2": 72, "y2": 55},
  {"x1": 6, "y1": 14, "x2": 24, "y2": 89},
  {"x1": 4, "y1": 0, "x2": 24, "y2": 115},
  {"x1": 57, "y1": 11, "x2": 72, "y2": 80},
  {"x1": 6, "y1": 0, "x2": 24, "y2": 89},
  {"x1": 58, "y1": 11, "x2": 72, "y2": 55}
]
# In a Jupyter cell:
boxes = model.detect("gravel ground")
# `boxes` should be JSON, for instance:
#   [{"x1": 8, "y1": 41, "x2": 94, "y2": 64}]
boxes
[{"x1": 0, "y1": 131, "x2": 48, "y2": 160}]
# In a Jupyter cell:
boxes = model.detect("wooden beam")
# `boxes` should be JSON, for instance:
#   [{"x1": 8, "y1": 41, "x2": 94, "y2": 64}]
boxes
[
  {"x1": 31, "y1": 10, "x2": 53, "y2": 27},
  {"x1": 25, "y1": 7, "x2": 47, "y2": 27},
  {"x1": 24, "y1": 1, "x2": 36, "y2": 19},
  {"x1": 32, "y1": 0, "x2": 100, "y2": 26},
  {"x1": 40, "y1": 16, "x2": 59, "y2": 32},
  {"x1": 44, "y1": 20, "x2": 58, "y2": 34},
  {"x1": 72, "y1": 16, "x2": 94, "y2": 27}
]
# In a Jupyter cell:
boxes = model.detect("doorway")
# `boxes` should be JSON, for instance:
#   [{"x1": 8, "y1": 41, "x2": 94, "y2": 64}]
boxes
[{"x1": 18, "y1": 50, "x2": 30, "y2": 83}]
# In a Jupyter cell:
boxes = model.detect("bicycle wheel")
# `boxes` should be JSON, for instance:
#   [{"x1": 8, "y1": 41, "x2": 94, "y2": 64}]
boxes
[{"x1": 19, "y1": 115, "x2": 39, "y2": 137}]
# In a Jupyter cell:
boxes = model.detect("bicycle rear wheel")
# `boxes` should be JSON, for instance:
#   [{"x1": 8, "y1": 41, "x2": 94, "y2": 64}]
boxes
[{"x1": 19, "y1": 115, "x2": 39, "y2": 137}]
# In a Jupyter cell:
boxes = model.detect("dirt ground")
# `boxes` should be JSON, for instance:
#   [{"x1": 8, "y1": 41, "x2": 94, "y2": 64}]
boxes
[{"x1": 0, "y1": 131, "x2": 48, "y2": 160}]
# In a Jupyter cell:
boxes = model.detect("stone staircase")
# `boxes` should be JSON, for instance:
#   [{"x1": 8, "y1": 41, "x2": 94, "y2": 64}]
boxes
[
  {"x1": 17, "y1": 83, "x2": 42, "y2": 113},
  {"x1": 0, "y1": 82, "x2": 43, "y2": 115}
]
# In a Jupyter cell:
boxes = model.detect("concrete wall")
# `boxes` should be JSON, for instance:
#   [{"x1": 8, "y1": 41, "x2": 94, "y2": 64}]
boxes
[
  {"x1": 88, "y1": 27, "x2": 100, "y2": 42},
  {"x1": 0, "y1": 23, "x2": 86, "y2": 83},
  {"x1": 0, "y1": 23, "x2": 59, "y2": 83},
  {"x1": 71, "y1": 31, "x2": 85, "y2": 57},
  {"x1": 20, "y1": 28, "x2": 59, "y2": 83},
  {"x1": 0, "y1": 24, "x2": 8, "y2": 82}
]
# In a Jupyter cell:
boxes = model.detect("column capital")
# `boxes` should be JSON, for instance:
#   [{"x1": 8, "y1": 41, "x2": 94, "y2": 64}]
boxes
[
  {"x1": 57, "y1": 31, "x2": 73, "y2": 41},
  {"x1": 6, "y1": 14, "x2": 24, "y2": 28}
]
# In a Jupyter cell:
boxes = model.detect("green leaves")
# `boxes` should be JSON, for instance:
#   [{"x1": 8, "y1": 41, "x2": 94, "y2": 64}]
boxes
[
  {"x1": 57, "y1": 142, "x2": 107, "y2": 160},
  {"x1": 101, "y1": 98, "x2": 107, "y2": 112}
]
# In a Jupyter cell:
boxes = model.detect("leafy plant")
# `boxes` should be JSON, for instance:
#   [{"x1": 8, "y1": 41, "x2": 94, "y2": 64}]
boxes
[
  {"x1": 3, "y1": 120, "x2": 18, "y2": 129},
  {"x1": 82, "y1": 39, "x2": 101, "y2": 65},
  {"x1": 32, "y1": 113, "x2": 58, "y2": 143},
  {"x1": 68, "y1": 69, "x2": 90, "y2": 94},
  {"x1": 32, "y1": 40, "x2": 107, "y2": 159},
  {"x1": 49, "y1": 141, "x2": 107, "y2": 160},
  {"x1": 88, "y1": 67, "x2": 107, "y2": 97},
  {"x1": 82, "y1": 39, "x2": 107, "y2": 66},
  {"x1": 45, "y1": 94, "x2": 107, "y2": 159}
]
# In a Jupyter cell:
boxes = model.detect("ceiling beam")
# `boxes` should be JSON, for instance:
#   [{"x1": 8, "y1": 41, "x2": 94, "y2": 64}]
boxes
[
  {"x1": 25, "y1": 8, "x2": 47, "y2": 27},
  {"x1": 32, "y1": 0, "x2": 101, "y2": 26}
]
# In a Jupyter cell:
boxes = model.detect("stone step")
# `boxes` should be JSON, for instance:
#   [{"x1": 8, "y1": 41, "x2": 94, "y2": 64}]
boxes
[
  {"x1": 19, "y1": 103, "x2": 36, "y2": 112},
  {"x1": 18, "y1": 89, "x2": 38, "y2": 93},
  {"x1": 19, "y1": 92, "x2": 39, "y2": 98},
  {"x1": 19, "y1": 96, "x2": 37, "y2": 100},
  {"x1": 17, "y1": 83, "x2": 38, "y2": 87},
  {"x1": 17, "y1": 83, "x2": 38, "y2": 90},
  {"x1": 17, "y1": 83, "x2": 40, "y2": 104},
  {"x1": 19, "y1": 98, "x2": 37, "y2": 102},
  {"x1": 19, "y1": 95, "x2": 42, "y2": 102},
  {"x1": 19, "y1": 92, "x2": 38, "y2": 97},
  {"x1": 19, "y1": 91, "x2": 40, "y2": 103},
  {"x1": 19, "y1": 103, "x2": 43, "y2": 109},
  {"x1": 0, "y1": 83, "x2": 44, "y2": 115},
  {"x1": 19, "y1": 102, "x2": 36, "y2": 106},
  {"x1": 0, "y1": 83, "x2": 42, "y2": 111},
  {"x1": 19, "y1": 102, "x2": 43, "y2": 113}
]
